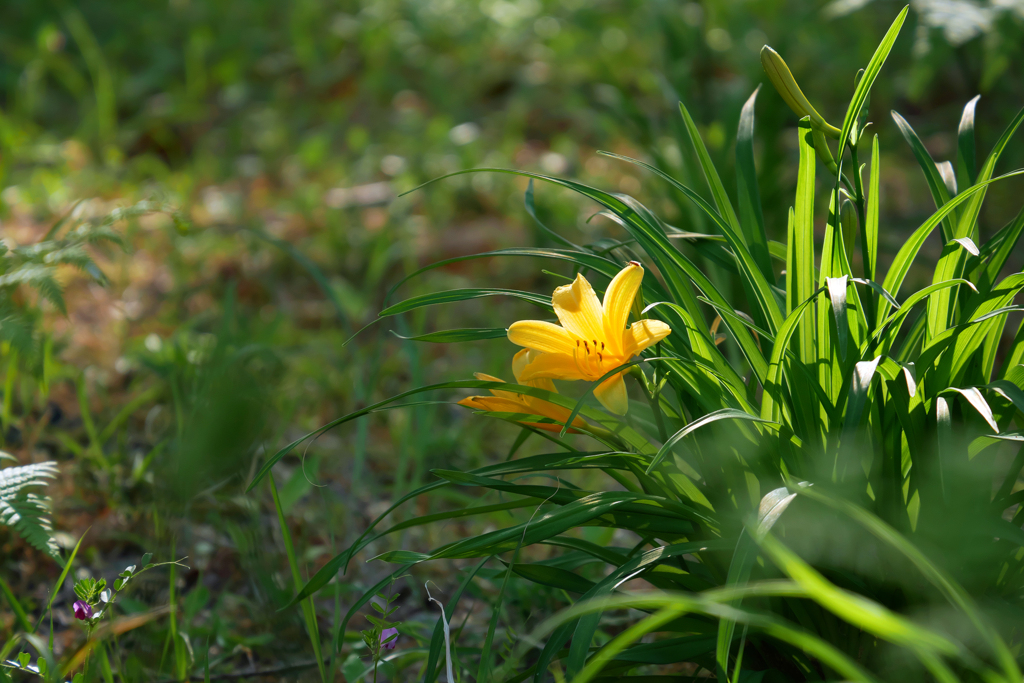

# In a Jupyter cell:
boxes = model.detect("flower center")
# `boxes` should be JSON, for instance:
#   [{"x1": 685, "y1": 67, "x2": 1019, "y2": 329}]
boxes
[{"x1": 574, "y1": 338, "x2": 613, "y2": 379}]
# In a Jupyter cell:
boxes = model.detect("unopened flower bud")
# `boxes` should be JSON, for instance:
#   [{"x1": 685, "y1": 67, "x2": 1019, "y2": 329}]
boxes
[{"x1": 761, "y1": 46, "x2": 841, "y2": 139}]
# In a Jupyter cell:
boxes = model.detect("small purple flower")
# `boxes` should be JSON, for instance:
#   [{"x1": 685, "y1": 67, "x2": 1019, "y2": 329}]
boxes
[
  {"x1": 380, "y1": 627, "x2": 399, "y2": 650},
  {"x1": 73, "y1": 600, "x2": 93, "y2": 621}
]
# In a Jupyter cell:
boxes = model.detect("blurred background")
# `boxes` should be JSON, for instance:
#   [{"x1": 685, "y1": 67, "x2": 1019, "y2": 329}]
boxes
[{"x1": 1, "y1": 0, "x2": 1023, "y2": 679}]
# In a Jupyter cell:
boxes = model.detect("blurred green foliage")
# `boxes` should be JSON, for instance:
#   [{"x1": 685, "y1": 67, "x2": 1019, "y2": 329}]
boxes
[{"x1": 0, "y1": 1, "x2": 1022, "y2": 680}]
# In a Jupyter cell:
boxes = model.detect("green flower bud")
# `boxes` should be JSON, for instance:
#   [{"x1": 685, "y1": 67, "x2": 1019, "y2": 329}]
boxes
[{"x1": 761, "y1": 46, "x2": 842, "y2": 139}]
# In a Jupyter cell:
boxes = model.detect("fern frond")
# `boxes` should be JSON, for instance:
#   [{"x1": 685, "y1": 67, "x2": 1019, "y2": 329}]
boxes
[{"x1": 0, "y1": 462, "x2": 60, "y2": 557}]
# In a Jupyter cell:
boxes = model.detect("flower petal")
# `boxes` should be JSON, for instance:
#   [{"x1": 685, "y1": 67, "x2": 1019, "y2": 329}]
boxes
[
  {"x1": 473, "y1": 372, "x2": 519, "y2": 400},
  {"x1": 517, "y1": 352, "x2": 588, "y2": 381},
  {"x1": 519, "y1": 421, "x2": 577, "y2": 433},
  {"x1": 508, "y1": 320, "x2": 577, "y2": 355},
  {"x1": 593, "y1": 372, "x2": 628, "y2": 415},
  {"x1": 552, "y1": 274, "x2": 605, "y2": 344},
  {"x1": 622, "y1": 319, "x2": 672, "y2": 357},
  {"x1": 458, "y1": 395, "x2": 530, "y2": 414},
  {"x1": 522, "y1": 396, "x2": 587, "y2": 429},
  {"x1": 602, "y1": 262, "x2": 643, "y2": 355},
  {"x1": 459, "y1": 395, "x2": 574, "y2": 430},
  {"x1": 512, "y1": 349, "x2": 557, "y2": 392}
]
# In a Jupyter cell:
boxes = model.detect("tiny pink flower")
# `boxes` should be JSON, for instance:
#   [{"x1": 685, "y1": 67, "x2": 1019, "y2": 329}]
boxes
[
  {"x1": 73, "y1": 600, "x2": 93, "y2": 620},
  {"x1": 380, "y1": 627, "x2": 398, "y2": 650}
]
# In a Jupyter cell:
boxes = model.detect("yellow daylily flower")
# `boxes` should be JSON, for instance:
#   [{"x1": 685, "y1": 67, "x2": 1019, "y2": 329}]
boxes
[
  {"x1": 458, "y1": 349, "x2": 588, "y2": 433},
  {"x1": 507, "y1": 261, "x2": 671, "y2": 415}
]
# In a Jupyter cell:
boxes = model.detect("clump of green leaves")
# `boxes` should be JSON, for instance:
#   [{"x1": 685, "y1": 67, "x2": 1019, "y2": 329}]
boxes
[
  {"x1": 2, "y1": 552, "x2": 187, "y2": 682},
  {"x1": 358, "y1": 580, "x2": 403, "y2": 683},
  {"x1": 257, "y1": 7, "x2": 1024, "y2": 683}
]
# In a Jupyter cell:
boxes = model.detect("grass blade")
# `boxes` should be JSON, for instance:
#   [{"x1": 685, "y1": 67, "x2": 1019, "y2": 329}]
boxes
[
  {"x1": 268, "y1": 474, "x2": 326, "y2": 683},
  {"x1": 678, "y1": 102, "x2": 742, "y2": 238},
  {"x1": 379, "y1": 288, "x2": 552, "y2": 317},
  {"x1": 736, "y1": 86, "x2": 773, "y2": 282},
  {"x1": 390, "y1": 328, "x2": 507, "y2": 343},
  {"x1": 423, "y1": 559, "x2": 488, "y2": 683},
  {"x1": 0, "y1": 573, "x2": 31, "y2": 632},
  {"x1": 837, "y1": 6, "x2": 908, "y2": 159},
  {"x1": 957, "y1": 95, "x2": 980, "y2": 188},
  {"x1": 647, "y1": 409, "x2": 773, "y2": 474},
  {"x1": 891, "y1": 111, "x2": 955, "y2": 241},
  {"x1": 877, "y1": 170, "x2": 1024, "y2": 327}
]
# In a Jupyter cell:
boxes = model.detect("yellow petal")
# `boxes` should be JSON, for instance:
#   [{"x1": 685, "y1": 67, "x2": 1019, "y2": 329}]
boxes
[
  {"x1": 519, "y1": 421, "x2": 575, "y2": 433},
  {"x1": 516, "y1": 352, "x2": 587, "y2": 381},
  {"x1": 460, "y1": 395, "x2": 579, "y2": 432},
  {"x1": 593, "y1": 372, "x2": 628, "y2": 415},
  {"x1": 602, "y1": 262, "x2": 643, "y2": 356},
  {"x1": 552, "y1": 273, "x2": 605, "y2": 344},
  {"x1": 508, "y1": 320, "x2": 577, "y2": 355},
  {"x1": 622, "y1": 319, "x2": 672, "y2": 357},
  {"x1": 458, "y1": 395, "x2": 530, "y2": 414},
  {"x1": 473, "y1": 372, "x2": 519, "y2": 400},
  {"x1": 512, "y1": 350, "x2": 557, "y2": 392},
  {"x1": 523, "y1": 397, "x2": 589, "y2": 429}
]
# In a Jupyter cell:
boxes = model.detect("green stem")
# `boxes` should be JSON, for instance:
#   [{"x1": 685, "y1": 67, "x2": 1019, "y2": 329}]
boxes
[
  {"x1": 269, "y1": 475, "x2": 327, "y2": 683},
  {"x1": 631, "y1": 366, "x2": 668, "y2": 443},
  {"x1": 849, "y1": 140, "x2": 867, "y2": 233}
]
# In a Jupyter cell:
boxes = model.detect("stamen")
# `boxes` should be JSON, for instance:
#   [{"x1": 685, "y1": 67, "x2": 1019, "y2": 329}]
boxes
[
  {"x1": 598, "y1": 352, "x2": 603, "y2": 362},
  {"x1": 572, "y1": 346, "x2": 585, "y2": 375},
  {"x1": 601, "y1": 341, "x2": 605, "y2": 350}
]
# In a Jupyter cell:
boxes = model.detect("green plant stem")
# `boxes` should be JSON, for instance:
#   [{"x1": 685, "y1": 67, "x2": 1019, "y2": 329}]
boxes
[
  {"x1": 849, "y1": 140, "x2": 868, "y2": 240},
  {"x1": 632, "y1": 366, "x2": 668, "y2": 443},
  {"x1": 268, "y1": 475, "x2": 327, "y2": 683},
  {"x1": 1, "y1": 350, "x2": 17, "y2": 447}
]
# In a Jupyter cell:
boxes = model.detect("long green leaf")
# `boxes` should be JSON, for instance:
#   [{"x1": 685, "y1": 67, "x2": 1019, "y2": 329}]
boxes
[
  {"x1": 955, "y1": 103, "x2": 1024, "y2": 244},
  {"x1": 678, "y1": 102, "x2": 742, "y2": 236},
  {"x1": 528, "y1": 589, "x2": 879, "y2": 683},
  {"x1": 891, "y1": 111, "x2": 955, "y2": 241},
  {"x1": 956, "y1": 95, "x2": 980, "y2": 188},
  {"x1": 647, "y1": 409, "x2": 773, "y2": 474},
  {"x1": 978, "y1": 205, "x2": 1024, "y2": 295},
  {"x1": 736, "y1": 86, "x2": 773, "y2": 282},
  {"x1": 0, "y1": 573, "x2": 30, "y2": 632},
  {"x1": 379, "y1": 288, "x2": 552, "y2": 317},
  {"x1": 384, "y1": 247, "x2": 624, "y2": 306},
  {"x1": 411, "y1": 166, "x2": 770, "y2": 383},
  {"x1": 603, "y1": 151, "x2": 783, "y2": 336},
  {"x1": 390, "y1": 328, "x2": 507, "y2": 343},
  {"x1": 864, "y1": 135, "x2": 881, "y2": 283},
  {"x1": 423, "y1": 558, "x2": 488, "y2": 683},
  {"x1": 790, "y1": 483, "x2": 1022, "y2": 680},
  {"x1": 269, "y1": 475, "x2": 326, "y2": 683},
  {"x1": 837, "y1": 6, "x2": 908, "y2": 160},
  {"x1": 563, "y1": 541, "x2": 732, "y2": 679},
  {"x1": 757, "y1": 532, "x2": 958, "y2": 655},
  {"x1": 877, "y1": 170, "x2": 1024, "y2": 327}
]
